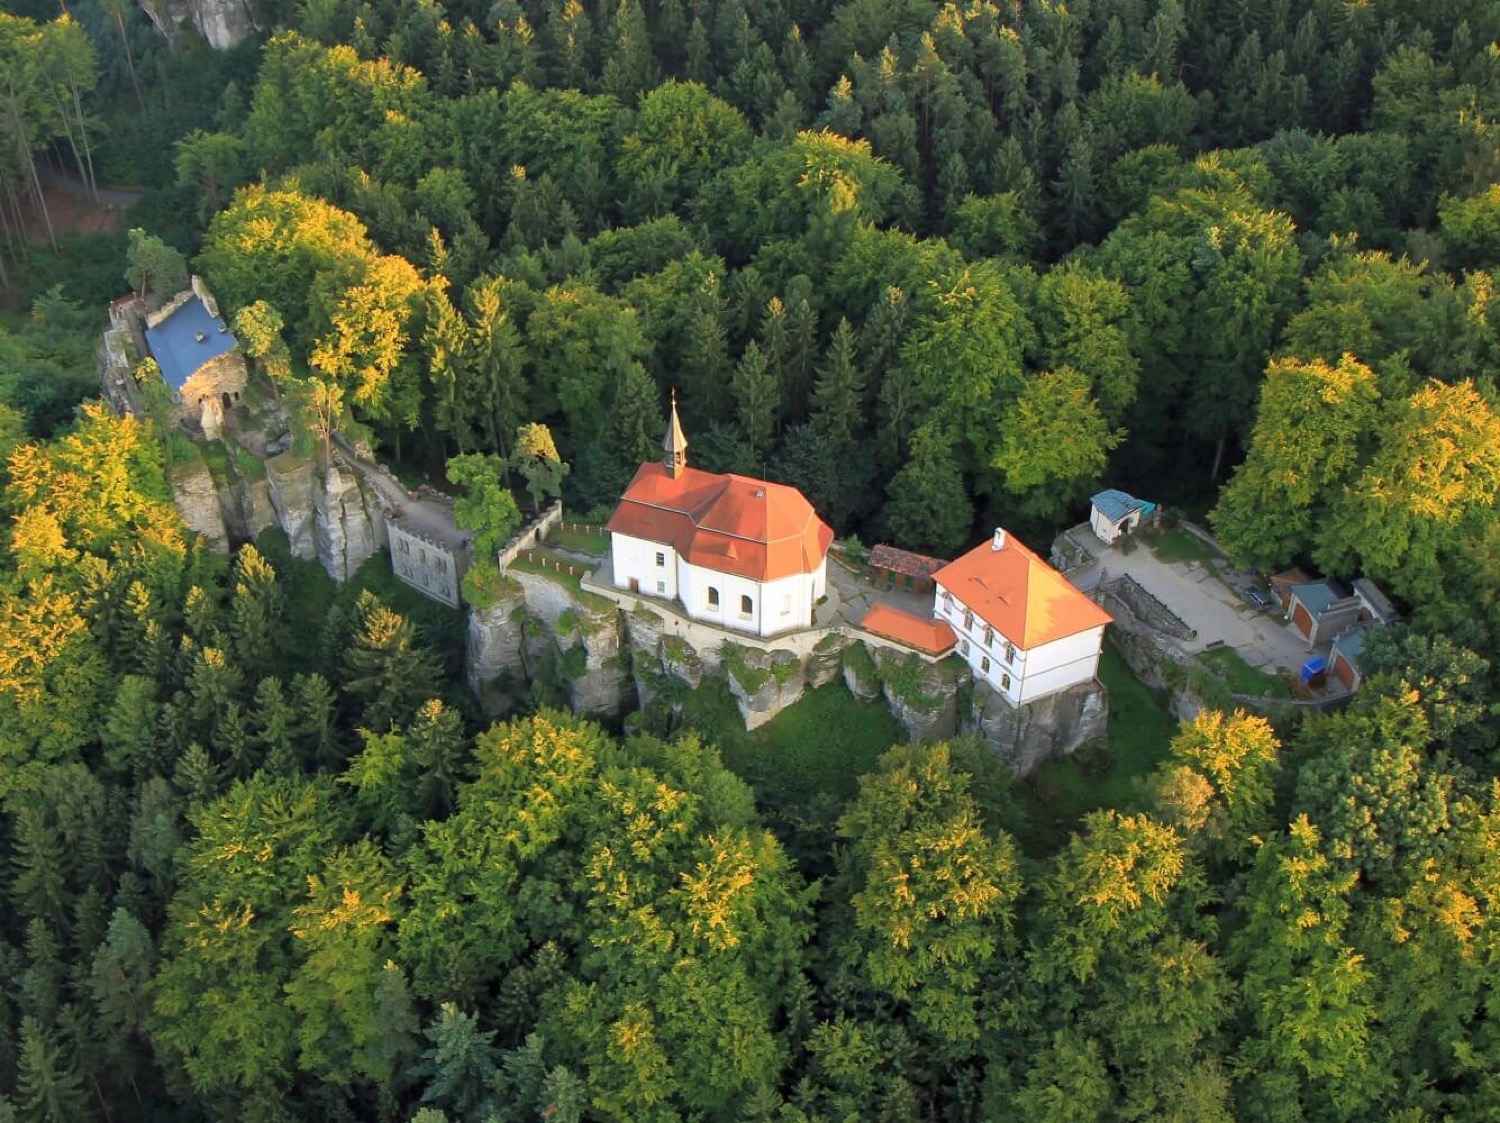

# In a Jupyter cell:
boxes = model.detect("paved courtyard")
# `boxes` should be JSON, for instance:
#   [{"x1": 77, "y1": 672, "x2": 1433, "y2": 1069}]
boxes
[{"x1": 1069, "y1": 539, "x2": 1310, "y2": 674}]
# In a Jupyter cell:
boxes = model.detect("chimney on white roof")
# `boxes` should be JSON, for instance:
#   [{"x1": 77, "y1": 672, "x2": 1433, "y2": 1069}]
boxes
[{"x1": 992, "y1": 527, "x2": 1007, "y2": 551}]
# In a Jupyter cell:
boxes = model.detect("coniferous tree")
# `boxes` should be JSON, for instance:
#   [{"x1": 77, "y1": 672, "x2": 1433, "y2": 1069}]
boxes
[{"x1": 15, "y1": 1017, "x2": 86, "y2": 1123}]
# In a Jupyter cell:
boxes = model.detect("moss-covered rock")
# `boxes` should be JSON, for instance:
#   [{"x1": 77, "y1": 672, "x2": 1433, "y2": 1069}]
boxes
[
  {"x1": 870, "y1": 647, "x2": 967, "y2": 743},
  {"x1": 724, "y1": 645, "x2": 805, "y2": 730},
  {"x1": 808, "y1": 632, "x2": 849, "y2": 688},
  {"x1": 841, "y1": 641, "x2": 882, "y2": 701}
]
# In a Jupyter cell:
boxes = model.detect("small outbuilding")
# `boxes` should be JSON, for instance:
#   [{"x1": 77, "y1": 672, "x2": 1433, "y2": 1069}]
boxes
[
  {"x1": 1287, "y1": 580, "x2": 1363, "y2": 647},
  {"x1": 1270, "y1": 568, "x2": 1313, "y2": 614},
  {"x1": 1089, "y1": 489, "x2": 1154, "y2": 546},
  {"x1": 1330, "y1": 627, "x2": 1371, "y2": 692},
  {"x1": 867, "y1": 543, "x2": 945, "y2": 593}
]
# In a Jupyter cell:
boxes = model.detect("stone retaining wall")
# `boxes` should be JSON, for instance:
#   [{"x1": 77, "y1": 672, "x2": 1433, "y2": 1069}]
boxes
[{"x1": 497, "y1": 502, "x2": 564, "y2": 569}]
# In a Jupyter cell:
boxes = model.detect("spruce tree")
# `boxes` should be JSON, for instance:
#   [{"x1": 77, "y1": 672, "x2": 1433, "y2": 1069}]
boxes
[{"x1": 15, "y1": 1018, "x2": 86, "y2": 1123}]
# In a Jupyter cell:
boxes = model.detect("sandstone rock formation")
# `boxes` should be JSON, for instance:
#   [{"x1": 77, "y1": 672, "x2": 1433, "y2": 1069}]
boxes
[
  {"x1": 313, "y1": 461, "x2": 382, "y2": 582},
  {"x1": 964, "y1": 679, "x2": 1109, "y2": 776},
  {"x1": 139, "y1": 0, "x2": 257, "y2": 49},
  {"x1": 168, "y1": 456, "x2": 228, "y2": 551}
]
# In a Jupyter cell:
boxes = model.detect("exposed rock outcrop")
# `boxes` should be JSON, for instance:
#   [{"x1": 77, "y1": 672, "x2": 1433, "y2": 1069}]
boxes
[
  {"x1": 313, "y1": 462, "x2": 382, "y2": 582},
  {"x1": 169, "y1": 456, "x2": 228, "y2": 552},
  {"x1": 466, "y1": 580, "x2": 528, "y2": 713},
  {"x1": 510, "y1": 571, "x2": 630, "y2": 720},
  {"x1": 964, "y1": 680, "x2": 1110, "y2": 776},
  {"x1": 139, "y1": 0, "x2": 257, "y2": 49},
  {"x1": 724, "y1": 644, "x2": 805, "y2": 731},
  {"x1": 218, "y1": 475, "x2": 277, "y2": 542},
  {"x1": 842, "y1": 642, "x2": 883, "y2": 701},
  {"x1": 807, "y1": 634, "x2": 848, "y2": 688},
  {"x1": 871, "y1": 647, "x2": 966, "y2": 743},
  {"x1": 265, "y1": 453, "x2": 317, "y2": 561}
]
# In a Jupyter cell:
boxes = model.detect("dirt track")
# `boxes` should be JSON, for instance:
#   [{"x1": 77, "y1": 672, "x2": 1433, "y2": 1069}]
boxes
[{"x1": 19, "y1": 165, "x2": 142, "y2": 242}]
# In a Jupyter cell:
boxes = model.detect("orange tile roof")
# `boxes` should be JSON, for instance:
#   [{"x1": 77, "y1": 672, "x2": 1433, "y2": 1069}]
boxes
[
  {"x1": 606, "y1": 462, "x2": 834, "y2": 582},
  {"x1": 933, "y1": 533, "x2": 1112, "y2": 650},
  {"x1": 859, "y1": 604, "x2": 957, "y2": 655}
]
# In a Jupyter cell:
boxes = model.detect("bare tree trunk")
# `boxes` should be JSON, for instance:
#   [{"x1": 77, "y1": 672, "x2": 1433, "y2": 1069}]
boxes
[
  {"x1": 69, "y1": 82, "x2": 97, "y2": 200},
  {"x1": 115, "y1": 8, "x2": 145, "y2": 112}
]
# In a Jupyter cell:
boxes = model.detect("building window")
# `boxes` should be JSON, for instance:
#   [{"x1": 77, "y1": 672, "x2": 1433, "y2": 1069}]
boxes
[
  {"x1": 419, "y1": 548, "x2": 427, "y2": 563},
  {"x1": 941, "y1": 591, "x2": 953, "y2": 611},
  {"x1": 707, "y1": 587, "x2": 720, "y2": 608},
  {"x1": 1005, "y1": 643, "x2": 1016, "y2": 664},
  {"x1": 656, "y1": 581, "x2": 665, "y2": 593},
  {"x1": 984, "y1": 627, "x2": 994, "y2": 647},
  {"x1": 437, "y1": 557, "x2": 446, "y2": 574},
  {"x1": 960, "y1": 639, "x2": 970, "y2": 656},
  {"x1": 740, "y1": 595, "x2": 753, "y2": 617},
  {"x1": 655, "y1": 552, "x2": 665, "y2": 567},
  {"x1": 1001, "y1": 673, "x2": 1011, "y2": 691},
  {"x1": 981, "y1": 656, "x2": 990, "y2": 674},
  {"x1": 963, "y1": 610, "x2": 974, "y2": 632}
]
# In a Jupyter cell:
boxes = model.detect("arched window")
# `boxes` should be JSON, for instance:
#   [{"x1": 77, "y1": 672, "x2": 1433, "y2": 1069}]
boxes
[
  {"x1": 1001, "y1": 673, "x2": 1012, "y2": 692},
  {"x1": 707, "y1": 587, "x2": 720, "y2": 608},
  {"x1": 740, "y1": 595, "x2": 753, "y2": 616}
]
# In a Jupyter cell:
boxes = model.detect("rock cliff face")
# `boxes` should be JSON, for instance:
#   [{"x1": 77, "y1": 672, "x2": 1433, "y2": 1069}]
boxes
[
  {"x1": 964, "y1": 680, "x2": 1109, "y2": 776},
  {"x1": 724, "y1": 645, "x2": 806, "y2": 731},
  {"x1": 265, "y1": 453, "x2": 317, "y2": 561},
  {"x1": 464, "y1": 576, "x2": 1109, "y2": 775},
  {"x1": 139, "y1": 0, "x2": 257, "y2": 48},
  {"x1": 217, "y1": 475, "x2": 277, "y2": 542},
  {"x1": 313, "y1": 462, "x2": 382, "y2": 582},
  {"x1": 169, "y1": 457, "x2": 229, "y2": 552},
  {"x1": 869, "y1": 646, "x2": 966, "y2": 743},
  {"x1": 503, "y1": 571, "x2": 631, "y2": 720},
  {"x1": 466, "y1": 582, "x2": 528, "y2": 712}
]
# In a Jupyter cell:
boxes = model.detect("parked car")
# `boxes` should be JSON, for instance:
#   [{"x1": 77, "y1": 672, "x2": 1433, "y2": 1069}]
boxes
[{"x1": 1241, "y1": 588, "x2": 1271, "y2": 611}]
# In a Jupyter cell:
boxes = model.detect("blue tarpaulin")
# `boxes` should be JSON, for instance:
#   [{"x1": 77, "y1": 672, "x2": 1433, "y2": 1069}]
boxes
[{"x1": 1301, "y1": 656, "x2": 1327, "y2": 683}]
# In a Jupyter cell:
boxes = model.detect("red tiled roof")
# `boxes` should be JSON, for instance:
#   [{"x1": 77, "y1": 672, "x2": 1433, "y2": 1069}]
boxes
[
  {"x1": 868, "y1": 543, "x2": 945, "y2": 580},
  {"x1": 933, "y1": 533, "x2": 1112, "y2": 650},
  {"x1": 860, "y1": 605, "x2": 957, "y2": 655},
  {"x1": 607, "y1": 462, "x2": 834, "y2": 582}
]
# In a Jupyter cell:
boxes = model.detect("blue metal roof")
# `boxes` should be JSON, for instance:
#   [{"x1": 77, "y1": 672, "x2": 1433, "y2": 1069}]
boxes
[
  {"x1": 144, "y1": 296, "x2": 238, "y2": 391},
  {"x1": 1091, "y1": 488, "x2": 1146, "y2": 523},
  {"x1": 1290, "y1": 581, "x2": 1341, "y2": 617}
]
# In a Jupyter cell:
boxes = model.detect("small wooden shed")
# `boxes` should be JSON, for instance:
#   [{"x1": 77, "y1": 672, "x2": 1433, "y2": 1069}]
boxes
[{"x1": 867, "y1": 544, "x2": 945, "y2": 594}]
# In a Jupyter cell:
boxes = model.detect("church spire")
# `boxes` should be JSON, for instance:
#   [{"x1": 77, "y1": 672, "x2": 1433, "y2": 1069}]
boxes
[{"x1": 663, "y1": 391, "x2": 688, "y2": 479}]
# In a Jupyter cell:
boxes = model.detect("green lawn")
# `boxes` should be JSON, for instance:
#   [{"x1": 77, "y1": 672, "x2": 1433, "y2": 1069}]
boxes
[
  {"x1": 548, "y1": 526, "x2": 609, "y2": 557},
  {"x1": 1016, "y1": 643, "x2": 1179, "y2": 854},
  {"x1": 1148, "y1": 526, "x2": 1221, "y2": 566},
  {"x1": 508, "y1": 550, "x2": 613, "y2": 610},
  {"x1": 681, "y1": 679, "x2": 906, "y2": 823},
  {"x1": 1199, "y1": 646, "x2": 1292, "y2": 699}
]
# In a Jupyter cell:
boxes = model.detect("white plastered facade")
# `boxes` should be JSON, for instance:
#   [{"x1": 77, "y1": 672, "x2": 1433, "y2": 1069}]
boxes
[
  {"x1": 611, "y1": 532, "x2": 826, "y2": 638},
  {"x1": 934, "y1": 582, "x2": 1106, "y2": 705},
  {"x1": 1090, "y1": 503, "x2": 1141, "y2": 545}
]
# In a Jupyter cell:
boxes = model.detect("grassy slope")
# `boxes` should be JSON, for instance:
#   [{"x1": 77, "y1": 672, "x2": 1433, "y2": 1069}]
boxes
[
  {"x1": 1200, "y1": 645, "x2": 1292, "y2": 699},
  {"x1": 1016, "y1": 643, "x2": 1178, "y2": 854},
  {"x1": 682, "y1": 679, "x2": 907, "y2": 824}
]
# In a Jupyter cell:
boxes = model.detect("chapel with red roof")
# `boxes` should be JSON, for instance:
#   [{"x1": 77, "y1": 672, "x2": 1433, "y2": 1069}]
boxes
[{"x1": 605, "y1": 401, "x2": 834, "y2": 637}]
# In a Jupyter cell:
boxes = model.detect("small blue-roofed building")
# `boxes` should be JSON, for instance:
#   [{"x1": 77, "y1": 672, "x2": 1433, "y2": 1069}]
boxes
[
  {"x1": 140, "y1": 277, "x2": 247, "y2": 439},
  {"x1": 1330, "y1": 627, "x2": 1371, "y2": 692},
  {"x1": 1089, "y1": 488, "x2": 1156, "y2": 545},
  {"x1": 1287, "y1": 579, "x2": 1363, "y2": 648}
]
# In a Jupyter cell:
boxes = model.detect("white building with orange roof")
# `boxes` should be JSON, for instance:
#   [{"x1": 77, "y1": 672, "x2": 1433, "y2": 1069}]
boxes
[
  {"x1": 932, "y1": 528, "x2": 1112, "y2": 705},
  {"x1": 605, "y1": 402, "x2": 834, "y2": 638}
]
